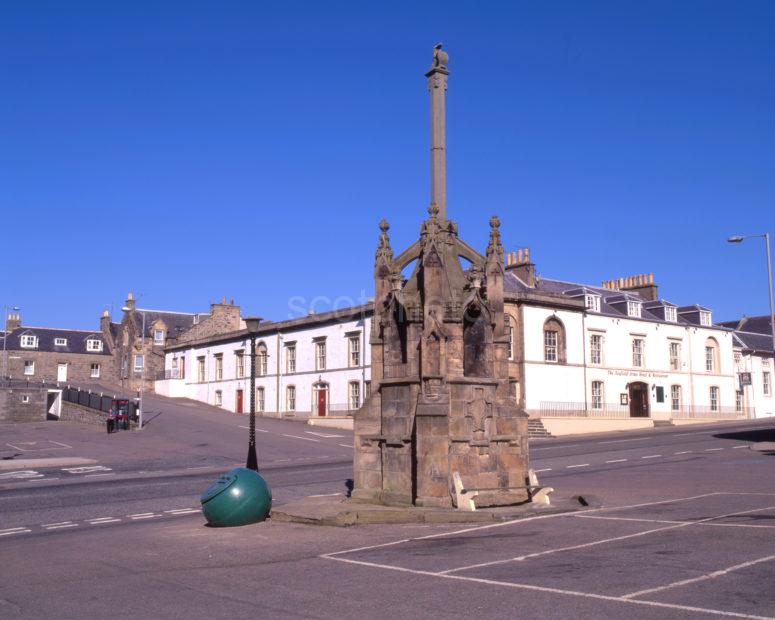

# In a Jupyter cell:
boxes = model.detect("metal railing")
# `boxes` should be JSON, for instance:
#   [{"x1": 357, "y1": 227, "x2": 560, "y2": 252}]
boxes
[
  {"x1": 327, "y1": 402, "x2": 358, "y2": 416},
  {"x1": 61, "y1": 386, "x2": 138, "y2": 417},
  {"x1": 538, "y1": 401, "x2": 754, "y2": 420},
  {"x1": 670, "y1": 406, "x2": 753, "y2": 420},
  {"x1": 156, "y1": 369, "x2": 183, "y2": 380}
]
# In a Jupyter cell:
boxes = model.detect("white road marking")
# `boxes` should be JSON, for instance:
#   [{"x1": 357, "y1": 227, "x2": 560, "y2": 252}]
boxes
[
  {"x1": 533, "y1": 468, "x2": 552, "y2": 473},
  {"x1": 281, "y1": 434, "x2": 320, "y2": 442},
  {"x1": 62, "y1": 466, "x2": 112, "y2": 474},
  {"x1": 575, "y1": 514, "x2": 775, "y2": 530},
  {"x1": 566, "y1": 464, "x2": 590, "y2": 469},
  {"x1": 0, "y1": 529, "x2": 31, "y2": 536},
  {"x1": 309, "y1": 493, "x2": 343, "y2": 498},
  {"x1": 185, "y1": 466, "x2": 212, "y2": 470},
  {"x1": 166, "y1": 509, "x2": 199, "y2": 515},
  {"x1": 238, "y1": 426, "x2": 268, "y2": 432},
  {"x1": 732, "y1": 445, "x2": 750, "y2": 449},
  {"x1": 305, "y1": 431, "x2": 345, "y2": 438},
  {"x1": 674, "y1": 451, "x2": 692, "y2": 455},
  {"x1": 85, "y1": 473, "x2": 115, "y2": 478},
  {"x1": 88, "y1": 517, "x2": 119, "y2": 523},
  {"x1": 0, "y1": 527, "x2": 28, "y2": 533},
  {"x1": 41, "y1": 521, "x2": 73, "y2": 527},
  {"x1": 641, "y1": 454, "x2": 661, "y2": 459},
  {"x1": 705, "y1": 448, "x2": 724, "y2": 452},
  {"x1": 128, "y1": 513, "x2": 155, "y2": 518},
  {"x1": 622, "y1": 555, "x2": 775, "y2": 600},
  {"x1": 338, "y1": 444, "x2": 354, "y2": 449},
  {"x1": 322, "y1": 556, "x2": 770, "y2": 620},
  {"x1": 89, "y1": 519, "x2": 121, "y2": 525},
  {"x1": 0, "y1": 470, "x2": 43, "y2": 480},
  {"x1": 605, "y1": 459, "x2": 628, "y2": 464},
  {"x1": 44, "y1": 523, "x2": 78, "y2": 530},
  {"x1": 598, "y1": 437, "x2": 650, "y2": 444},
  {"x1": 129, "y1": 515, "x2": 159, "y2": 520}
]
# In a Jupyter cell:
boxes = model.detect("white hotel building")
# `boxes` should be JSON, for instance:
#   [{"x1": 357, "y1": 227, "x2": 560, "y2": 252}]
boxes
[{"x1": 155, "y1": 253, "x2": 771, "y2": 435}]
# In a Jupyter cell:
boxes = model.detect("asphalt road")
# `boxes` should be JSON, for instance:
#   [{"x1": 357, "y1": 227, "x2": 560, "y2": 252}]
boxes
[{"x1": 1, "y1": 400, "x2": 774, "y2": 619}]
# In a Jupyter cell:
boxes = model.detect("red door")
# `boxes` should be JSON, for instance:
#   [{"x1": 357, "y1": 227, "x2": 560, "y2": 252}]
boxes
[
  {"x1": 236, "y1": 389, "x2": 243, "y2": 414},
  {"x1": 317, "y1": 389, "x2": 327, "y2": 417}
]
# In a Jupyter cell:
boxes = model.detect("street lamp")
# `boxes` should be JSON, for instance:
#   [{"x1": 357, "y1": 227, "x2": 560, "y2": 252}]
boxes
[
  {"x1": 2, "y1": 305, "x2": 20, "y2": 382},
  {"x1": 727, "y1": 233, "x2": 775, "y2": 360},
  {"x1": 244, "y1": 316, "x2": 263, "y2": 471},
  {"x1": 122, "y1": 305, "x2": 146, "y2": 429}
]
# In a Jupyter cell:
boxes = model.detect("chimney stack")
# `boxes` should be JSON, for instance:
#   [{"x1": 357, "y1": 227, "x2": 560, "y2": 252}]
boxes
[
  {"x1": 125, "y1": 292, "x2": 136, "y2": 312},
  {"x1": 603, "y1": 273, "x2": 658, "y2": 301},
  {"x1": 505, "y1": 247, "x2": 536, "y2": 287},
  {"x1": 426, "y1": 44, "x2": 449, "y2": 222},
  {"x1": 5, "y1": 312, "x2": 21, "y2": 334}
]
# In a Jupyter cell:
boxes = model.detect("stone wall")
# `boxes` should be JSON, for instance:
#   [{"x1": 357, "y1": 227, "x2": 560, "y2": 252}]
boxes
[
  {"x1": 7, "y1": 351, "x2": 115, "y2": 386},
  {"x1": 177, "y1": 302, "x2": 241, "y2": 344},
  {"x1": 0, "y1": 388, "x2": 47, "y2": 422},
  {"x1": 60, "y1": 401, "x2": 107, "y2": 426}
]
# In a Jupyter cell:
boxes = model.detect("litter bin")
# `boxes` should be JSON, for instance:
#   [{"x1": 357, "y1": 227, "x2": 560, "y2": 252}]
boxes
[{"x1": 200, "y1": 467, "x2": 272, "y2": 527}]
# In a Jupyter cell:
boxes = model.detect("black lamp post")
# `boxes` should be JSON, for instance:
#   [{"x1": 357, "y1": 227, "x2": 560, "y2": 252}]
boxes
[{"x1": 244, "y1": 316, "x2": 262, "y2": 471}]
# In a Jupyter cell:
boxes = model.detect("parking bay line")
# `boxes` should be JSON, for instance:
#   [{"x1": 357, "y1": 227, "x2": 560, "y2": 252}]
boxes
[
  {"x1": 323, "y1": 556, "x2": 770, "y2": 620},
  {"x1": 0, "y1": 529, "x2": 32, "y2": 536},
  {"x1": 566, "y1": 464, "x2": 590, "y2": 469},
  {"x1": 641, "y1": 455, "x2": 661, "y2": 459},
  {"x1": 281, "y1": 434, "x2": 320, "y2": 442},
  {"x1": 238, "y1": 426, "x2": 269, "y2": 432},
  {"x1": 605, "y1": 459, "x2": 627, "y2": 464}
]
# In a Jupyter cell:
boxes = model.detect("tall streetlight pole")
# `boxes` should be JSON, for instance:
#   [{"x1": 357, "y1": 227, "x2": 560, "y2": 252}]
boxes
[
  {"x1": 122, "y1": 305, "x2": 146, "y2": 429},
  {"x1": 2, "y1": 305, "x2": 20, "y2": 382},
  {"x1": 244, "y1": 316, "x2": 262, "y2": 471},
  {"x1": 728, "y1": 233, "x2": 775, "y2": 359}
]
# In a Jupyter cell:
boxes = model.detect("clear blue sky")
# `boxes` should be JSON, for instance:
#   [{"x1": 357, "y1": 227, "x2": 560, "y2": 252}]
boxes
[{"x1": 2, "y1": 1, "x2": 774, "y2": 329}]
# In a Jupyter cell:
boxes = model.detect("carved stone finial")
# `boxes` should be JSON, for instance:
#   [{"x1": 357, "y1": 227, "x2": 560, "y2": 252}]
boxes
[
  {"x1": 487, "y1": 215, "x2": 504, "y2": 261},
  {"x1": 428, "y1": 203, "x2": 439, "y2": 219},
  {"x1": 375, "y1": 219, "x2": 394, "y2": 267}
]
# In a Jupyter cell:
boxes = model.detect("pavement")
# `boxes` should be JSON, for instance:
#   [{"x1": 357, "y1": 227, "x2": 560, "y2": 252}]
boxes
[{"x1": 1, "y1": 397, "x2": 774, "y2": 618}]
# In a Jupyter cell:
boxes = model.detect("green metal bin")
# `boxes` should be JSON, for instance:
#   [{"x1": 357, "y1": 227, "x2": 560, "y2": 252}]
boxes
[{"x1": 200, "y1": 467, "x2": 272, "y2": 527}]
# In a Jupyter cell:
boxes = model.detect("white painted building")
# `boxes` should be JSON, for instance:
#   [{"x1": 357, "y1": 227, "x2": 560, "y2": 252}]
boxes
[
  {"x1": 156, "y1": 305, "x2": 371, "y2": 419},
  {"x1": 725, "y1": 317, "x2": 775, "y2": 418}
]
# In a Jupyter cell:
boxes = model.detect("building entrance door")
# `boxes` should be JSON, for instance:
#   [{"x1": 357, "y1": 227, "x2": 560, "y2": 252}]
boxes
[
  {"x1": 236, "y1": 389, "x2": 243, "y2": 414},
  {"x1": 313, "y1": 384, "x2": 328, "y2": 417},
  {"x1": 629, "y1": 382, "x2": 649, "y2": 417},
  {"x1": 57, "y1": 363, "x2": 67, "y2": 383}
]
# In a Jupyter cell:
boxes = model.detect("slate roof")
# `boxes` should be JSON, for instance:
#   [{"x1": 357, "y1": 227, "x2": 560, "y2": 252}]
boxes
[
  {"x1": 718, "y1": 315, "x2": 773, "y2": 335},
  {"x1": 503, "y1": 271, "x2": 723, "y2": 329},
  {"x1": 4, "y1": 326, "x2": 112, "y2": 355},
  {"x1": 131, "y1": 309, "x2": 200, "y2": 339},
  {"x1": 732, "y1": 330, "x2": 774, "y2": 354}
]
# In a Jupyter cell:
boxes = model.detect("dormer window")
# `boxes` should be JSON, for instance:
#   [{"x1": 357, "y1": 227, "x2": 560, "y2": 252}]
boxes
[
  {"x1": 20, "y1": 335, "x2": 38, "y2": 349},
  {"x1": 86, "y1": 339, "x2": 103, "y2": 352},
  {"x1": 664, "y1": 306, "x2": 677, "y2": 323},
  {"x1": 54, "y1": 337, "x2": 68, "y2": 346},
  {"x1": 153, "y1": 329, "x2": 165, "y2": 344},
  {"x1": 627, "y1": 301, "x2": 642, "y2": 318},
  {"x1": 585, "y1": 295, "x2": 601, "y2": 313},
  {"x1": 699, "y1": 311, "x2": 712, "y2": 326}
]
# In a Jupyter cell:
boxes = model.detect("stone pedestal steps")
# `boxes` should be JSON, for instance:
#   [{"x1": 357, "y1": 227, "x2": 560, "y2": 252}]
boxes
[{"x1": 528, "y1": 418, "x2": 553, "y2": 438}]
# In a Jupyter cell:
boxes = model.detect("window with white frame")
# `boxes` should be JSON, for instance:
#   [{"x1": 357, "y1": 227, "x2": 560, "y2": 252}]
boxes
[
  {"x1": 23, "y1": 360, "x2": 35, "y2": 376},
  {"x1": 585, "y1": 295, "x2": 601, "y2": 313},
  {"x1": 709, "y1": 386, "x2": 719, "y2": 411},
  {"x1": 286, "y1": 385, "x2": 296, "y2": 411},
  {"x1": 258, "y1": 343, "x2": 268, "y2": 376},
  {"x1": 286, "y1": 343, "x2": 296, "y2": 373},
  {"x1": 134, "y1": 354, "x2": 144, "y2": 370},
  {"x1": 699, "y1": 311, "x2": 712, "y2": 326},
  {"x1": 21, "y1": 395, "x2": 30, "y2": 404},
  {"x1": 590, "y1": 334, "x2": 603, "y2": 365},
  {"x1": 214, "y1": 354, "x2": 223, "y2": 380},
  {"x1": 235, "y1": 350, "x2": 244, "y2": 379},
  {"x1": 544, "y1": 330, "x2": 558, "y2": 363},
  {"x1": 664, "y1": 306, "x2": 677, "y2": 322},
  {"x1": 153, "y1": 329, "x2": 164, "y2": 344},
  {"x1": 20, "y1": 335, "x2": 38, "y2": 349},
  {"x1": 632, "y1": 338, "x2": 644, "y2": 367},
  {"x1": 90, "y1": 363, "x2": 100, "y2": 378},
  {"x1": 508, "y1": 326, "x2": 515, "y2": 360},
  {"x1": 349, "y1": 381, "x2": 360, "y2": 410},
  {"x1": 669, "y1": 341, "x2": 681, "y2": 371},
  {"x1": 54, "y1": 337, "x2": 67, "y2": 346},
  {"x1": 734, "y1": 351, "x2": 742, "y2": 365},
  {"x1": 349, "y1": 336, "x2": 361, "y2": 367},
  {"x1": 214, "y1": 390, "x2": 222, "y2": 406},
  {"x1": 315, "y1": 340, "x2": 326, "y2": 371},
  {"x1": 591, "y1": 381, "x2": 604, "y2": 410},
  {"x1": 197, "y1": 357, "x2": 205, "y2": 382},
  {"x1": 764, "y1": 372, "x2": 771, "y2": 397},
  {"x1": 705, "y1": 338, "x2": 719, "y2": 373},
  {"x1": 86, "y1": 339, "x2": 103, "y2": 352},
  {"x1": 735, "y1": 390, "x2": 743, "y2": 412},
  {"x1": 256, "y1": 387, "x2": 265, "y2": 412},
  {"x1": 627, "y1": 301, "x2": 642, "y2": 318},
  {"x1": 671, "y1": 385, "x2": 681, "y2": 412}
]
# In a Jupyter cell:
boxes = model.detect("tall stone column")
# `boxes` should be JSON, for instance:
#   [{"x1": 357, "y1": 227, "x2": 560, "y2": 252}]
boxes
[{"x1": 426, "y1": 44, "x2": 449, "y2": 222}]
